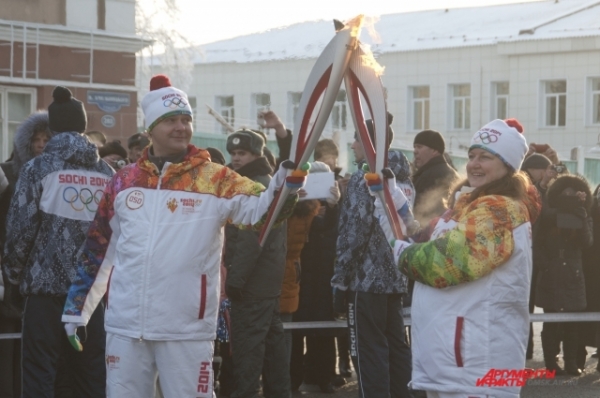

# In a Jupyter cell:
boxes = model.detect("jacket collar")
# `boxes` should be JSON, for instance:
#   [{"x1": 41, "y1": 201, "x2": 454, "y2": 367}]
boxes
[
  {"x1": 137, "y1": 144, "x2": 211, "y2": 176},
  {"x1": 412, "y1": 154, "x2": 447, "y2": 179}
]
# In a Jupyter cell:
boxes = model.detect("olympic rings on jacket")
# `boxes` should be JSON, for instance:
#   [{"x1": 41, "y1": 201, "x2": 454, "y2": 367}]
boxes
[
  {"x1": 163, "y1": 97, "x2": 188, "y2": 109},
  {"x1": 62, "y1": 186, "x2": 104, "y2": 212}
]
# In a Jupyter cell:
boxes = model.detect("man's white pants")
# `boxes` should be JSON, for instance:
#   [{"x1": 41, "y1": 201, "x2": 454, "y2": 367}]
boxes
[{"x1": 106, "y1": 333, "x2": 215, "y2": 398}]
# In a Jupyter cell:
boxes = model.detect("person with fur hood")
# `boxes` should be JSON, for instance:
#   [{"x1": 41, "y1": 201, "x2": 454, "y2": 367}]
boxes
[
  {"x1": 0, "y1": 112, "x2": 42, "y2": 398},
  {"x1": 2, "y1": 88, "x2": 113, "y2": 397},
  {"x1": 534, "y1": 173, "x2": 593, "y2": 376}
]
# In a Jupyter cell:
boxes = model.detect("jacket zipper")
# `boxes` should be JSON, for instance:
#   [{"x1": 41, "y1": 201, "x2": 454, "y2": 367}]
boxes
[{"x1": 139, "y1": 162, "x2": 170, "y2": 341}]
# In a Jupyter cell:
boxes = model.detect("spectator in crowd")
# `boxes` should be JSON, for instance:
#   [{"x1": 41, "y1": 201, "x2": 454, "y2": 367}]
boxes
[
  {"x1": 3, "y1": 87, "x2": 112, "y2": 397},
  {"x1": 206, "y1": 147, "x2": 226, "y2": 166},
  {"x1": 85, "y1": 130, "x2": 107, "y2": 148},
  {"x1": 291, "y1": 161, "x2": 341, "y2": 393},
  {"x1": 522, "y1": 153, "x2": 553, "y2": 185},
  {"x1": 535, "y1": 173, "x2": 593, "y2": 376},
  {"x1": 391, "y1": 119, "x2": 541, "y2": 397},
  {"x1": 223, "y1": 129, "x2": 291, "y2": 398},
  {"x1": 127, "y1": 132, "x2": 150, "y2": 163},
  {"x1": 0, "y1": 111, "x2": 51, "y2": 398},
  {"x1": 311, "y1": 139, "x2": 355, "y2": 381},
  {"x1": 61, "y1": 75, "x2": 298, "y2": 397},
  {"x1": 583, "y1": 183, "x2": 600, "y2": 373},
  {"x1": 99, "y1": 140, "x2": 129, "y2": 170},
  {"x1": 331, "y1": 114, "x2": 413, "y2": 398},
  {"x1": 411, "y1": 130, "x2": 460, "y2": 225}
]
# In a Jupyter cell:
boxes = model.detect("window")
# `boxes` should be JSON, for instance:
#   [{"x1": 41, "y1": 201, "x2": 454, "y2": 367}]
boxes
[
  {"x1": 331, "y1": 90, "x2": 347, "y2": 131},
  {"x1": 251, "y1": 93, "x2": 270, "y2": 129},
  {"x1": 215, "y1": 95, "x2": 234, "y2": 134},
  {"x1": 449, "y1": 84, "x2": 471, "y2": 130},
  {"x1": 589, "y1": 78, "x2": 600, "y2": 125},
  {"x1": 0, "y1": 87, "x2": 36, "y2": 161},
  {"x1": 491, "y1": 82, "x2": 509, "y2": 120},
  {"x1": 287, "y1": 92, "x2": 302, "y2": 129},
  {"x1": 542, "y1": 80, "x2": 566, "y2": 127},
  {"x1": 408, "y1": 86, "x2": 430, "y2": 131}
]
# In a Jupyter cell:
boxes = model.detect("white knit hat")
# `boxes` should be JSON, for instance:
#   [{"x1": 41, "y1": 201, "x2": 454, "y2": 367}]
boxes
[
  {"x1": 469, "y1": 119, "x2": 528, "y2": 171},
  {"x1": 141, "y1": 75, "x2": 192, "y2": 132}
]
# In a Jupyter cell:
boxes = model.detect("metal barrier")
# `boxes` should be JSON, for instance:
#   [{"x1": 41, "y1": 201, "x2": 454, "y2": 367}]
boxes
[{"x1": 2, "y1": 312, "x2": 599, "y2": 339}]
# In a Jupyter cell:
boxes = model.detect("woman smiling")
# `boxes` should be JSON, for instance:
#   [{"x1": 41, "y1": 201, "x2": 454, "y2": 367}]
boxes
[{"x1": 392, "y1": 119, "x2": 542, "y2": 398}]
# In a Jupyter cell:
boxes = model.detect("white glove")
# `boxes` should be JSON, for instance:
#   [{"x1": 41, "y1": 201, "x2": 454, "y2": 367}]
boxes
[
  {"x1": 326, "y1": 181, "x2": 341, "y2": 206},
  {"x1": 393, "y1": 239, "x2": 412, "y2": 264},
  {"x1": 64, "y1": 323, "x2": 84, "y2": 352}
]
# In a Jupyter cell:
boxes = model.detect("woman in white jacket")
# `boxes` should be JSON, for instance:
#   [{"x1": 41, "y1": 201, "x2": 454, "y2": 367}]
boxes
[{"x1": 392, "y1": 119, "x2": 542, "y2": 398}]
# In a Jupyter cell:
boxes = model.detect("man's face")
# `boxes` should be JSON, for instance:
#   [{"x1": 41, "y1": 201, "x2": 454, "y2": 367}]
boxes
[
  {"x1": 149, "y1": 114, "x2": 192, "y2": 157},
  {"x1": 351, "y1": 139, "x2": 365, "y2": 163},
  {"x1": 230, "y1": 149, "x2": 259, "y2": 170},
  {"x1": 413, "y1": 144, "x2": 439, "y2": 169},
  {"x1": 129, "y1": 146, "x2": 144, "y2": 162},
  {"x1": 526, "y1": 168, "x2": 545, "y2": 184}
]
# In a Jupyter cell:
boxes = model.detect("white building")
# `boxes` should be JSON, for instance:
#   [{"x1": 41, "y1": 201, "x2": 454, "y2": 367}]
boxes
[{"x1": 179, "y1": 0, "x2": 600, "y2": 177}]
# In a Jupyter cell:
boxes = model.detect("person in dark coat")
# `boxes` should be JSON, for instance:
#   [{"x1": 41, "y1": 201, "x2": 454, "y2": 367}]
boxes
[
  {"x1": 535, "y1": 174, "x2": 593, "y2": 376},
  {"x1": 582, "y1": 184, "x2": 600, "y2": 372},
  {"x1": 411, "y1": 130, "x2": 460, "y2": 226},
  {"x1": 0, "y1": 111, "x2": 52, "y2": 398},
  {"x1": 291, "y1": 161, "x2": 341, "y2": 393},
  {"x1": 223, "y1": 129, "x2": 290, "y2": 398}
]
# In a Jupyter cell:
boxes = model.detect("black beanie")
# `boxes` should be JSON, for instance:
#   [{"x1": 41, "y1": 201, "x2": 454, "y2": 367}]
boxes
[
  {"x1": 226, "y1": 129, "x2": 265, "y2": 156},
  {"x1": 206, "y1": 147, "x2": 226, "y2": 165},
  {"x1": 358, "y1": 112, "x2": 394, "y2": 150},
  {"x1": 48, "y1": 86, "x2": 87, "y2": 133},
  {"x1": 521, "y1": 153, "x2": 551, "y2": 170},
  {"x1": 414, "y1": 130, "x2": 445, "y2": 154},
  {"x1": 99, "y1": 141, "x2": 127, "y2": 159}
]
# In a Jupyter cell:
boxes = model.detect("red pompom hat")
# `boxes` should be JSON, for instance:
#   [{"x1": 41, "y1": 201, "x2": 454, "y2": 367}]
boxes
[{"x1": 141, "y1": 74, "x2": 192, "y2": 132}]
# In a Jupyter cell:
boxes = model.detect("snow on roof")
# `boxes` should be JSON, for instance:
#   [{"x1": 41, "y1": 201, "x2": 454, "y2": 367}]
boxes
[{"x1": 193, "y1": 0, "x2": 600, "y2": 64}]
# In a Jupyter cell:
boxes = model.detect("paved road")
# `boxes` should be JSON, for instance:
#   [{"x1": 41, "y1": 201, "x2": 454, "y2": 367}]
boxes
[{"x1": 295, "y1": 319, "x2": 600, "y2": 397}]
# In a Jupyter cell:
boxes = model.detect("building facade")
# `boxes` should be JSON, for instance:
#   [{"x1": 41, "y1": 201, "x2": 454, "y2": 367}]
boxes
[
  {"x1": 184, "y1": 0, "x2": 600, "y2": 174},
  {"x1": 0, "y1": 0, "x2": 145, "y2": 159}
]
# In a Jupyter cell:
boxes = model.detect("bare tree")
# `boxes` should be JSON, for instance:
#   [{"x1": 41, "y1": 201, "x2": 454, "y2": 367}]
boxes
[{"x1": 135, "y1": 0, "x2": 198, "y2": 128}]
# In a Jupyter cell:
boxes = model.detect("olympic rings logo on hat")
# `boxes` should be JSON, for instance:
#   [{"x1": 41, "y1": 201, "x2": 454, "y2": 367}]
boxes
[
  {"x1": 478, "y1": 131, "x2": 499, "y2": 145},
  {"x1": 63, "y1": 186, "x2": 104, "y2": 212},
  {"x1": 163, "y1": 97, "x2": 188, "y2": 109}
]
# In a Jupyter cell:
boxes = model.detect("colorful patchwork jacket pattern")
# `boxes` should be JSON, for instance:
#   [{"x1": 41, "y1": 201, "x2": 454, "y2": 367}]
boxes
[
  {"x1": 399, "y1": 188, "x2": 541, "y2": 397},
  {"x1": 62, "y1": 145, "x2": 295, "y2": 341}
]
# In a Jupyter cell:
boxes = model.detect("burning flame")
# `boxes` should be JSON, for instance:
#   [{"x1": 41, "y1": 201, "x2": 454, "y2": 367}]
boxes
[
  {"x1": 344, "y1": 14, "x2": 365, "y2": 38},
  {"x1": 360, "y1": 45, "x2": 385, "y2": 76},
  {"x1": 343, "y1": 15, "x2": 385, "y2": 76}
]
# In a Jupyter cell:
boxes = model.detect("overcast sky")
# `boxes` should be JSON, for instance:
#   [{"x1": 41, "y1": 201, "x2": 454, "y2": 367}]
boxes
[{"x1": 153, "y1": 0, "x2": 544, "y2": 45}]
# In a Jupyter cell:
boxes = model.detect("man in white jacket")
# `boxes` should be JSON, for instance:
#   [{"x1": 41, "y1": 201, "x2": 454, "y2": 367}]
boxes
[{"x1": 62, "y1": 75, "x2": 300, "y2": 398}]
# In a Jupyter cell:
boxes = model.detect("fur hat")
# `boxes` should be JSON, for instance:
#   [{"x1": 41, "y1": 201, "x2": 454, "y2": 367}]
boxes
[
  {"x1": 547, "y1": 174, "x2": 592, "y2": 213},
  {"x1": 141, "y1": 74, "x2": 193, "y2": 132},
  {"x1": 48, "y1": 86, "x2": 87, "y2": 133},
  {"x1": 226, "y1": 129, "x2": 265, "y2": 156},
  {"x1": 99, "y1": 140, "x2": 128, "y2": 160},
  {"x1": 521, "y1": 153, "x2": 551, "y2": 170},
  {"x1": 469, "y1": 119, "x2": 528, "y2": 171},
  {"x1": 414, "y1": 130, "x2": 445, "y2": 154}
]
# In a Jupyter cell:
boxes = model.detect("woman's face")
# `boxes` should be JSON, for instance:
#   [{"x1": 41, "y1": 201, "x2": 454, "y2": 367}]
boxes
[{"x1": 467, "y1": 148, "x2": 509, "y2": 188}]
